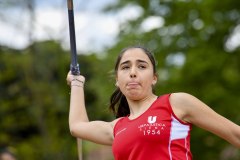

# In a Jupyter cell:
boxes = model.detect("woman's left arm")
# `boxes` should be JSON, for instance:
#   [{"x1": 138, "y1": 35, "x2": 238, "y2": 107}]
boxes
[{"x1": 170, "y1": 92, "x2": 240, "y2": 148}]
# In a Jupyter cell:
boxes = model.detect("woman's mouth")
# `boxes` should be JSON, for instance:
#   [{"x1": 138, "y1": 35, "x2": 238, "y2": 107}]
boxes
[{"x1": 126, "y1": 82, "x2": 139, "y2": 88}]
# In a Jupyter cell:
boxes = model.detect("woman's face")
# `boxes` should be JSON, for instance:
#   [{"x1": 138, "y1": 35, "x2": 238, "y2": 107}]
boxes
[{"x1": 116, "y1": 48, "x2": 157, "y2": 100}]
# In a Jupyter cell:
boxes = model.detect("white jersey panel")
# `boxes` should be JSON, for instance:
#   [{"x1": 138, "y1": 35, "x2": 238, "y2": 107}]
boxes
[{"x1": 170, "y1": 116, "x2": 190, "y2": 140}]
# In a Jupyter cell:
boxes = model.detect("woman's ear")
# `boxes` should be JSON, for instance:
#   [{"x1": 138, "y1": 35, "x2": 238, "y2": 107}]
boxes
[
  {"x1": 115, "y1": 81, "x2": 119, "y2": 87},
  {"x1": 115, "y1": 76, "x2": 119, "y2": 87},
  {"x1": 152, "y1": 75, "x2": 158, "y2": 85},
  {"x1": 152, "y1": 80, "x2": 157, "y2": 86}
]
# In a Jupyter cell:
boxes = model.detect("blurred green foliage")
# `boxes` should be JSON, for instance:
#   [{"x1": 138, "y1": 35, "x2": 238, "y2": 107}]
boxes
[{"x1": 0, "y1": 0, "x2": 240, "y2": 159}]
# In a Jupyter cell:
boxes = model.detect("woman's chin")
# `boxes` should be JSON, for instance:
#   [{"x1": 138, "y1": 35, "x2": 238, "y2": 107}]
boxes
[{"x1": 126, "y1": 92, "x2": 144, "y2": 101}]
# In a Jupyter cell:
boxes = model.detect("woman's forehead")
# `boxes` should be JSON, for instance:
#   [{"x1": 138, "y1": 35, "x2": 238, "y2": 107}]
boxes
[{"x1": 120, "y1": 48, "x2": 150, "y2": 62}]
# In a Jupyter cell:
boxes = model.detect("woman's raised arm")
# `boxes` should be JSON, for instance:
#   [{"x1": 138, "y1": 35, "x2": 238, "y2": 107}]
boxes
[{"x1": 67, "y1": 72, "x2": 117, "y2": 145}]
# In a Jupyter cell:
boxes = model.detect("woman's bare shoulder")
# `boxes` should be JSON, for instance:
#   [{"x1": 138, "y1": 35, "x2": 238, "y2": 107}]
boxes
[
  {"x1": 110, "y1": 117, "x2": 124, "y2": 128},
  {"x1": 169, "y1": 92, "x2": 200, "y2": 123}
]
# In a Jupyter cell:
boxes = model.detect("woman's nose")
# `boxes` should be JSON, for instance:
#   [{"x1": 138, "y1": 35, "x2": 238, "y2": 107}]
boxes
[
  {"x1": 130, "y1": 74, "x2": 136, "y2": 78},
  {"x1": 130, "y1": 67, "x2": 137, "y2": 78}
]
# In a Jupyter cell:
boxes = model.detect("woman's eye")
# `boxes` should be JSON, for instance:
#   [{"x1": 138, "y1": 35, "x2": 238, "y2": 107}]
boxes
[
  {"x1": 122, "y1": 66, "x2": 129, "y2": 70},
  {"x1": 139, "y1": 65, "x2": 146, "y2": 69}
]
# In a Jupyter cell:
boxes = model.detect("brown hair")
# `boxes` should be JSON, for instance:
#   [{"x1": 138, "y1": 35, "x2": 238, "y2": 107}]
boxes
[{"x1": 109, "y1": 45, "x2": 157, "y2": 118}]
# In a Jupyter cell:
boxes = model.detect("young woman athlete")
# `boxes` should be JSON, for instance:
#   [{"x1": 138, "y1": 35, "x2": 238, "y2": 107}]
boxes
[{"x1": 66, "y1": 46, "x2": 240, "y2": 160}]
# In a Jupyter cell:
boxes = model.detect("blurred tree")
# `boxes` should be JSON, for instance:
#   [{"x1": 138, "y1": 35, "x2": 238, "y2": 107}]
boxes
[
  {"x1": 0, "y1": 41, "x2": 113, "y2": 159},
  {"x1": 0, "y1": 42, "x2": 73, "y2": 159}
]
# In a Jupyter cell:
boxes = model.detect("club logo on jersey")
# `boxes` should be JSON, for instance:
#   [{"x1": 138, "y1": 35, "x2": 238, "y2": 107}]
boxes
[
  {"x1": 138, "y1": 116, "x2": 166, "y2": 136},
  {"x1": 148, "y1": 116, "x2": 157, "y2": 123}
]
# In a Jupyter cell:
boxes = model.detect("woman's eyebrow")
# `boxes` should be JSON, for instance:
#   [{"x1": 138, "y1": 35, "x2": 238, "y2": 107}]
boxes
[
  {"x1": 137, "y1": 59, "x2": 148, "y2": 64},
  {"x1": 119, "y1": 60, "x2": 130, "y2": 66},
  {"x1": 120, "y1": 59, "x2": 148, "y2": 66}
]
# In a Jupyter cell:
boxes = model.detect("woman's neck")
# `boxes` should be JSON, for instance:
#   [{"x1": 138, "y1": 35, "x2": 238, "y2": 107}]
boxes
[{"x1": 127, "y1": 94, "x2": 157, "y2": 120}]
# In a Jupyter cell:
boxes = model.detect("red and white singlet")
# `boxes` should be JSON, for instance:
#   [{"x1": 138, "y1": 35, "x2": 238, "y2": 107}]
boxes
[{"x1": 112, "y1": 94, "x2": 192, "y2": 160}]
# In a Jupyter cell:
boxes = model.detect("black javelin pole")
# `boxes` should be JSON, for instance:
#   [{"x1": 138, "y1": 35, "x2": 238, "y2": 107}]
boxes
[
  {"x1": 67, "y1": 0, "x2": 82, "y2": 160},
  {"x1": 67, "y1": 0, "x2": 80, "y2": 75}
]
